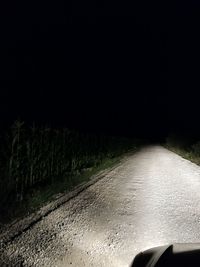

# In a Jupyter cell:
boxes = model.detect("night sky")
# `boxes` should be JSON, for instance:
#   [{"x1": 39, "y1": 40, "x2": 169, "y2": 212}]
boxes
[{"x1": 1, "y1": 1, "x2": 200, "y2": 139}]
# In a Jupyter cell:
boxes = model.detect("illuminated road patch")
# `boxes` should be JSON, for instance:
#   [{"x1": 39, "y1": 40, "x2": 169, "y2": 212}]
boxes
[{"x1": 1, "y1": 146, "x2": 200, "y2": 266}]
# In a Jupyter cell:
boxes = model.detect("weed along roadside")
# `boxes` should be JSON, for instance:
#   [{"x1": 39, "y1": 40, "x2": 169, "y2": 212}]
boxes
[
  {"x1": 165, "y1": 134, "x2": 200, "y2": 166},
  {"x1": 0, "y1": 158, "x2": 127, "y2": 247},
  {"x1": 0, "y1": 120, "x2": 140, "y2": 227}
]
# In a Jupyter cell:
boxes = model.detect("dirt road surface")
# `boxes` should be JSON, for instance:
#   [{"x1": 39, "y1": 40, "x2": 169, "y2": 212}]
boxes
[{"x1": 1, "y1": 146, "x2": 200, "y2": 266}]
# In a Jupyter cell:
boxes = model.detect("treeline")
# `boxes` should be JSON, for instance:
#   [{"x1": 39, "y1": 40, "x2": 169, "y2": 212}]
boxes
[{"x1": 0, "y1": 121, "x2": 137, "y2": 218}]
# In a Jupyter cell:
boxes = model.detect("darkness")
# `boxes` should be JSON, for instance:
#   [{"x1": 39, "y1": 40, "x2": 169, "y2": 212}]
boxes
[{"x1": 1, "y1": 1, "x2": 200, "y2": 140}]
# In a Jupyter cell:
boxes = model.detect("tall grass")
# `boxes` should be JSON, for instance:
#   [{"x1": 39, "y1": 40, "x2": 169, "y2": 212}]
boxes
[{"x1": 0, "y1": 120, "x2": 136, "y2": 219}]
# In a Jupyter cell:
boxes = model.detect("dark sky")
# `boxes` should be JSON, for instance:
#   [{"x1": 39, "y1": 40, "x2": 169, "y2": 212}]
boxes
[{"x1": 1, "y1": 1, "x2": 200, "y2": 138}]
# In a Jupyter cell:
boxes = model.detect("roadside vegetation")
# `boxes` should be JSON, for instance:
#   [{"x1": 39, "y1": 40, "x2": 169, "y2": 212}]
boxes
[
  {"x1": 0, "y1": 120, "x2": 139, "y2": 225},
  {"x1": 165, "y1": 133, "x2": 200, "y2": 165}
]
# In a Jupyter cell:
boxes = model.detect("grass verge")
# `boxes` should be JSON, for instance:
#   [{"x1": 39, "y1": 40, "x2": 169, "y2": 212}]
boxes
[
  {"x1": 0, "y1": 150, "x2": 134, "y2": 227},
  {"x1": 28, "y1": 156, "x2": 121, "y2": 211},
  {"x1": 164, "y1": 133, "x2": 200, "y2": 166},
  {"x1": 165, "y1": 144, "x2": 200, "y2": 165}
]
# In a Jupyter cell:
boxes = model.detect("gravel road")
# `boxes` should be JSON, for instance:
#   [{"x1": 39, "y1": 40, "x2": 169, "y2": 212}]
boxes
[{"x1": 1, "y1": 145, "x2": 200, "y2": 266}]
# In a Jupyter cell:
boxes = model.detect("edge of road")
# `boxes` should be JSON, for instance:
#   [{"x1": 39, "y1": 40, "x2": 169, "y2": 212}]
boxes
[{"x1": 0, "y1": 149, "x2": 138, "y2": 249}]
